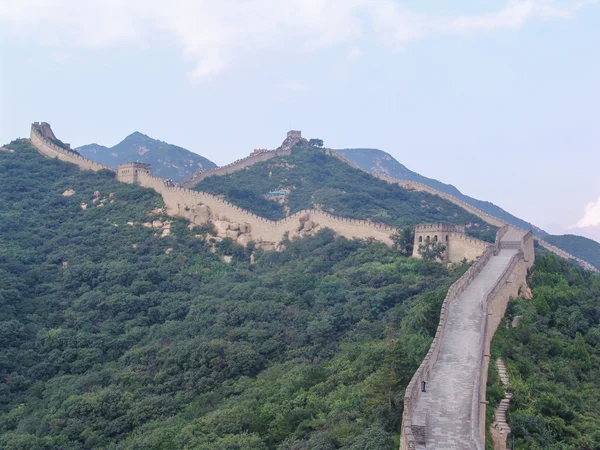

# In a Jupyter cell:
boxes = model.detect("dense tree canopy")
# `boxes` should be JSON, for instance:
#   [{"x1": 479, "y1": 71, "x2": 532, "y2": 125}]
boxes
[
  {"x1": 193, "y1": 146, "x2": 497, "y2": 242},
  {"x1": 487, "y1": 255, "x2": 600, "y2": 449},
  {"x1": 0, "y1": 140, "x2": 467, "y2": 449}
]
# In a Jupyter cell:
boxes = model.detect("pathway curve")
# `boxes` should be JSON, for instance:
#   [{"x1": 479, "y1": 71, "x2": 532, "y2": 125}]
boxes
[{"x1": 411, "y1": 231, "x2": 524, "y2": 449}]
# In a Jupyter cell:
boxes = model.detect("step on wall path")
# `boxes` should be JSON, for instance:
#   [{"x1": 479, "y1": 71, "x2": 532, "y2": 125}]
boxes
[{"x1": 491, "y1": 359, "x2": 511, "y2": 450}]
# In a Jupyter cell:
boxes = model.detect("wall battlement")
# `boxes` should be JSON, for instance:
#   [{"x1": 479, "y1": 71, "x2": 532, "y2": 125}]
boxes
[
  {"x1": 401, "y1": 227, "x2": 534, "y2": 450},
  {"x1": 117, "y1": 162, "x2": 152, "y2": 184},
  {"x1": 181, "y1": 130, "x2": 308, "y2": 188},
  {"x1": 329, "y1": 150, "x2": 597, "y2": 272},
  {"x1": 29, "y1": 122, "x2": 596, "y2": 271},
  {"x1": 412, "y1": 223, "x2": 487, "y2": 263},
  {"x1": 30, "y1": 123, "x2": 115, "y2": 173},
  {"x1": 129, "y1": 168, "x2": 397, "y2": 248},
  {"x1": 181, "y1": 147, "x2": 293, "y2": 188},
  {"x1": 29, "y1": 123, "x2": 396, "y2": 248},
  {"x1": 415, "y1": 223, "x2": 466, "y2": 233}
]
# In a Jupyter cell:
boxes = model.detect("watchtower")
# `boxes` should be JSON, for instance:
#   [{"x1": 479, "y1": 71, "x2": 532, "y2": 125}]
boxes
[
  {"x1": 117, "y1": 162, "x2": 152, "y2": 184},
  {"x1": 413, "y1": 223, "x2": 466, "y2": 262},
  {"x1": 287, "y1": 130, "x2": 302, "y2": 139}
]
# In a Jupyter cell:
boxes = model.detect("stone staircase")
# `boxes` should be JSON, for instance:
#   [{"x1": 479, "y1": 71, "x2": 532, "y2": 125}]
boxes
[{"x1": 492, "y1": 359, "x2": 512, "y2": 449}]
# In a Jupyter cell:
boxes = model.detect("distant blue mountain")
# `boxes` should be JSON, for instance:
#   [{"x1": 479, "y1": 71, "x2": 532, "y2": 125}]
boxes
[
  {"x1": 336, "y1": 148, "x2": 600, "y2": 270},
  {"x1": 77, "y1": 132, "x2": 216, "y2": 181},
  {"x1": 336, "y1": 148, "x2": 542, "y2": 233}
]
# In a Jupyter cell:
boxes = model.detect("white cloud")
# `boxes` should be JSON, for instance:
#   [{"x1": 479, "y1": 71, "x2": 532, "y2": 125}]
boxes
[
  {"x1": 573, "y1": 196, "x2": 600, "y2": 228},
  {"x1": 0, "y1": 0, "x2": 593, "y2": 78}
]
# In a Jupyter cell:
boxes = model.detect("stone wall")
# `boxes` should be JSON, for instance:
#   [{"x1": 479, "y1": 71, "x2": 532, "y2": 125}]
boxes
[
  {"x1": 412, "y1": 223, "x2": 487, "y2": 264},
  {"x1": 400, "y1": 244, "x2": 495, "y2": 450},
  {"x1": 181, "y1": 131, "x2": 307, "y2": 188},
  {"x1": 400, "y1": 227, "x2": 533, "y2": 450},
  {"x1": 181, "y1": 147, "x2": 293, "y2": 187},
  {"x1": 473, "y1": 230, "x2": 534, "y2": 445},
  {"x1": 330, "y1": 150, "x2": 598, "y2": 272},
  {"x1": 30, "y1": 123, "x2": 115, "y2": 173},
  {"x1": 136, "y1": 172, "x2": 396, "y2": 248},
  {"x1": 29, "y1": 123, "x2": 395, "y2": 249},
  {"x1": 447, "y1": 233, "x2": 489, "y2": 263},
  {"x1": 30, "y1": 124, "x2": 594, "y2": 270},
  {"x1": 535, "y1": 237, "x2": 596, "y2": 272},
  {"x1": 475, "y1": 253, "x2": 529, "y2": 444}
]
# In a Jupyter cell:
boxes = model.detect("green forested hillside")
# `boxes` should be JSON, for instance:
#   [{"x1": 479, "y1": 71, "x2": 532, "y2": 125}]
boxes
[
  {"x1": 336, "y1": 148, "x2": 539, "y2": 233},
  {"x1": 543, "y1": 234, "x2": 600, "y2": 272},
  {"x1": 487, "y1": 255, "x2": 600, "y2": 449},
  {"x1": 193, "y1": 146, "x2": 497, "y2": 242},
  {"x1": 0, "y1": 140, "x2": 466, "y2": 449},
  {"x1": 336, "y1": 149, "x2": 600, "y2": 271}
]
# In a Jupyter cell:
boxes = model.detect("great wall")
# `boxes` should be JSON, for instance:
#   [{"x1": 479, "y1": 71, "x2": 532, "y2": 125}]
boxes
[
  {"x1": 412, "y1": 224, "x2": 489, "y2": 264},
  {"x1": 400, "y1": 227, "x2": 534, "y2": 449},
  {"x1": 26, "y1": 122, "x2": 595, "y2": 449},
  {"x1": 30, "y1": 123, "x2": 397, "y2": 250},
  {"x1": 180, "y1": 130, "x2": 303, "y2": 188},
  {"x1": 327, "y1": 149, "x2": 598, "y2": 273}
]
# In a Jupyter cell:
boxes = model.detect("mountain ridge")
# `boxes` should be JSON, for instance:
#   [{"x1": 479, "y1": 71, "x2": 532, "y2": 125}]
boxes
[
  {"x1": 335, "y1": 148, "x2": 545, "y2": 234},
  {"x1": 335, "y1": 147, "x2": 600, "y2": 270},
  {"x1": 76, "y1": 131, "x2": 216, "y2": 181},
  {"x1": 36, "y1": 124, "x2": 600, "y2": 271}
]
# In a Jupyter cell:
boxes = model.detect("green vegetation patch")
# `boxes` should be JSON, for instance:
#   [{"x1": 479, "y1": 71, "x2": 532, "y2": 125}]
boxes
[
  {"x1": 193, "y1": 146, "x2": 497, "y2": 241},
  {"x1": 488, "y1": 254, "x2": 600, "y2": 449},
  {"x1": 543, "y1": 235, "x2": 600, "y2": 271},
  {"x1": 1, "y1": 140, "x2": 467, "y2": 449}
]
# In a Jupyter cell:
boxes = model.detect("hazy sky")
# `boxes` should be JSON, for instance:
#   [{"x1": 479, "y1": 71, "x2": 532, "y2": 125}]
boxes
[{"x1": 1, "y1": 0, "x2": 599, "y2": 240}]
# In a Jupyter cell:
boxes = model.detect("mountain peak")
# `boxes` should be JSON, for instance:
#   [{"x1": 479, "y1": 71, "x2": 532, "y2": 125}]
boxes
[
  {"x1": 122, "y1": 131, "x2": 151, "y2": 142},
  {"x1": 76, "y1": 132, "x2": 217, "y2": 181}
]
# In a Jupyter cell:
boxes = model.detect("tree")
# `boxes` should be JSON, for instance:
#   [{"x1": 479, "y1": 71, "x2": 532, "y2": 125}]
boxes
[
  {"x1": 418, "y1": 241, "x2": 446, "y2": 262},
  {"x1": 308, "y1": 138, "x2": 324, "y2": 148},
  {"x1": 391, "y1": 227, "x2": 414, "y2": 256}
]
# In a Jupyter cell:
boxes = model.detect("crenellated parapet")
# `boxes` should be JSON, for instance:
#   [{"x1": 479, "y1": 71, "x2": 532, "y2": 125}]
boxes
[
  {"x1": 330, "y1": 150, "x2": 598, "y2": 272},
  {"x1": 535, "y1": 238, "x2": 597, "y2": 272},
  {"x1": 412, "y1": 223, "x2": 487, "y2": 263},
  {"x1": 30, "y1": 123, "x2": 115, "y2": 173},
  {"x1": 401, "y1": 227, "x2": 534, "y2": 450},
  {"x1": 181, "y1": 130, "x2": 307, "y2": 188},
  {"x1": 119, "y1": 166, "x2": 397, "y2": 248},
  {"x1": 181, "y1": 147, "x2": 294, "y2": 188},
  {"x1": 29, "y1": 122, "x2": 596, "y2": 271}
]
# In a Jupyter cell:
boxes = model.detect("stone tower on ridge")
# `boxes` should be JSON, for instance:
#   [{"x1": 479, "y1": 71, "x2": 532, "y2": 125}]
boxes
[
  {"x1": 117, "y1": 162, "x2": 152, "y2": 184},
  {"x1": 412, "y1": 223, "x2": 487, "y2": 263}
]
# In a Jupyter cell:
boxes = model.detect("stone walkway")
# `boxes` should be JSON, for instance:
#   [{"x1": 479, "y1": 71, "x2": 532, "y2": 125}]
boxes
[{"x1": 412, "y1": 231, "x2": 524, "y2": 449}]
